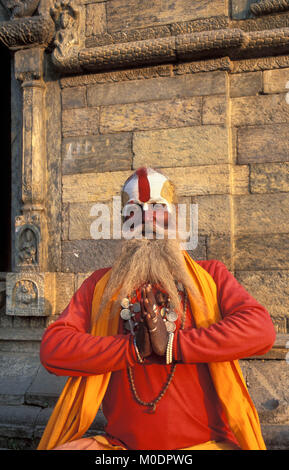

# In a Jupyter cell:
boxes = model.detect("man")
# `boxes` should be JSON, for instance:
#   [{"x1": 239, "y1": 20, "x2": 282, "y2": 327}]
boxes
[{"x1": 38, "y1": 167, "x2": 276, "y2": 451}]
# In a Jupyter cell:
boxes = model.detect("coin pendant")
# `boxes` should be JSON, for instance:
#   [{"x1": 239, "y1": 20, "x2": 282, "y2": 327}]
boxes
[
  {"x1": 120, "y1": 308, "x2": 132, "y2": 320},
  {"x1": 166, "y1": 321, "x2": 176, "y2": 332},
  {"x1": 121, "y1": 298, "x2": 130, "y2": 309},
  {"x1": 160, "y1": 307, "x2": 167, "y2": 318},
  {"x1": 167, "y1": 311, "x2": 178, "y2": 322},
  {"x1": 132, "y1": 302, "x2": 141, "y2": 313}
]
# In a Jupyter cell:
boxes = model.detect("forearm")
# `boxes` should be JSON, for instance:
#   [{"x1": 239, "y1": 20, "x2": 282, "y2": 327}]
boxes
[
  {"x1": 173, "y1": 259, "x2": 276, "y2": 364},
  {"x1": 40, "y1": 322, "x2": 138, "y2": 376},
  {"x1": 173, "y1": 307, "x2": 276, "y2": 364}
]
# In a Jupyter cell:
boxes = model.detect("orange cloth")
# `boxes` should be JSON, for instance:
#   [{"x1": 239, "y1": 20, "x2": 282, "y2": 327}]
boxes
[
  {"x1": 37, "y1": 252, "x2": 266, "y2": 450},
  {"x1": 54, "y1": 434, "x2": 239, "y2": 451}
]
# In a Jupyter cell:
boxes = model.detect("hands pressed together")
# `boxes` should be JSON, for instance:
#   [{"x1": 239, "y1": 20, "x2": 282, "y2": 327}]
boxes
[{"x1": 135, "y1": 284, "x2": 169, "y2": 359}]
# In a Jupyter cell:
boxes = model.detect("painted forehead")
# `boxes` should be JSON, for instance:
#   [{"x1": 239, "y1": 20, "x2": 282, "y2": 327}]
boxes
[{"x1": 122, "y1": 167, "x2": 175, "y2": 206}]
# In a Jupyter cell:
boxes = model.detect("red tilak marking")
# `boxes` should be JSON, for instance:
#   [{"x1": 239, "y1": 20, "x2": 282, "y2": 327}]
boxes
[{"x1": 136, "y1": 167, "x2": 150, "y2": 202}]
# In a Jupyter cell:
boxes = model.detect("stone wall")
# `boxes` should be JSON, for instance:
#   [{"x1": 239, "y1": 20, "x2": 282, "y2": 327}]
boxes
[{"x1": 0, "y1": 0, "x2": 288, "y2": 450}]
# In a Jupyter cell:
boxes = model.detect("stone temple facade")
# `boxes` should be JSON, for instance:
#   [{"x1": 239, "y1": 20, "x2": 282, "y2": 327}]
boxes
[{"x1": 0, "y1": 0, "x2": 288, "y2": 450}]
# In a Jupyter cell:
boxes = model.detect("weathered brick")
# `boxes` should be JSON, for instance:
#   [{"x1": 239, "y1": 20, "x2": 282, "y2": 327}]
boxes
[
  {"x1": 62, "y1": 239, "x2": 120, "y2": 273},
  {"x1": 234, "y1": 234, "x2": 289, "y2": 270},
  {"x1": 191, "y1": 194, "x2": 231, "y2": 235},
  {"x1": 62, "y1": 86, "x2": 86, "y2": 109},
  {"x1": 207, "y1": 234, "x2": 232, "y2": 271},
  {"x1": 240, "y1": 361, "x2": 289, "y2": 427},
  {"x1": 54, "y1": 273, "x2": 75, "y2": 314},
  {"x1": 133, "y1": 125, "x2": 229, "y2": 168},
  {"x1": 62, "y1": 170, "x2": 132, "y2": 203},
  {"x1": 234, "y1": 193, "x2": 289, "y2": 234},
  {"x1": 231, "y1": 94, "x2": 289, "y2": 127},
  {"x1": 62, "y1": 107, "x2": 99, "y2": 137},
  {"x1": 232, "y1": 165, "x2": 250, "y2": 194},
  {"x1": 237, "y1": 124, "x2": 289, "y2": 164},
  {"x1": 250, "y1": 162, "x2": 289, "y2": 193},
  {"x1": 229, "y1": 71, "x2": 262, "y2": 98},
  {"x1": 62, "y1": 134, "x2": 133, "y2": 175},
  {"x1": 202, "y1": 95, "x2": 227, "y2": 124},
  {"x1": 263, "y1": 68, "x2": 289, "y2": 94},
  {"x1": 106, "y1": 0, "x2": 226, "y2": 32},
  {"x1": 99, "y1": 97, "x2": 202, "y2": 133},
  {"x1": 235, "y1": 270, "x2": 289, "y2": 319},
  {"x1": 86, "y1": 3, "x2": 107, "y2": 36},
  {"x1": 163, "y1": 165, "x2": 231, "y2": 196},
  {"x1": 68, "y1": 200, "x2": 114, "y2": 240},
  {"x1": 87, "y1": 71, "x2": 227, "y2": 107}
]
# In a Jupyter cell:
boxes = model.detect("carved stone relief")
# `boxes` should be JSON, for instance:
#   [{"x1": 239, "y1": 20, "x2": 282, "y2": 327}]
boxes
[
  {"x1": 16, "y1": 225, "x2": 39, "y2": 268},
  {"x1": 6, "y1": 272, "x2": 46, "y2": 316},
  {"x1": 0, "y1": 0, "x2": 40, "y2": 19},
  {"x1": 250, "y1": 0, "x2": 289, "y2": 16},
  {"x1": 0, "y1": 14, "x2": 55, "y2": 49},
  {"x1": 50, "y1": 0, "x2": 81, "y2": 71},
  {"x1": 15, "y1": 204, "x2": 41, "y2": 272}
]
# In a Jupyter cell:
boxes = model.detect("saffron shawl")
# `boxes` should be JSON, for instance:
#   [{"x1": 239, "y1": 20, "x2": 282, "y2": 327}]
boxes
[{"x1": 37, "y1": 252, "x2": 266, "y2": 450}]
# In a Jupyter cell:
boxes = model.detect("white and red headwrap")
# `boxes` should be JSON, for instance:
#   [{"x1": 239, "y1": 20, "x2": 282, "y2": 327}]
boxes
[{"x1": 121, "y1": 167, "x2": 176, "y2": 213}]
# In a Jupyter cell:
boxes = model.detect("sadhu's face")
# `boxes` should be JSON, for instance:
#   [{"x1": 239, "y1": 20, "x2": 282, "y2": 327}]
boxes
[{"x1": 123, "y1": 201, "x2": 170, "y2": 237}]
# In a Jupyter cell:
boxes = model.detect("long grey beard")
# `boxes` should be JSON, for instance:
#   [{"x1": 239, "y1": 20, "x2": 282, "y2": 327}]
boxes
[{"x1": 97, "y1": 237, "x2": 204, "y2": 320}]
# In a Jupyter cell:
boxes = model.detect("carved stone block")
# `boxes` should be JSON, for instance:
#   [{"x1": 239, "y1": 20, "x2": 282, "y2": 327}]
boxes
[
  {"x1": 87, "y1": 71, "x2": 227, "y2": 107},
  {"x1": 133, "y1": 125, "x2": 229, "y2": 169},
  {"x1": 62, "y1": 86, "x2": 87, "y2": 109},
  {"x1": 62, "y1": 107, "x2": 99, "y2": 137},
  {"x1": 202, "y1": 95, "x2": 227, "y2": 125},
  {"x1": 62, "y1": 133, "x2": 133, "y2": 175},
  {"x1": 240, "y1": 360, "x2": 289, "y2": 427},
  {"x1": 106, "y1": 0, "x2": 226, "y2": 32},
  {"x1": 235, "y1": 270, "x2": 289, "y2": 321},
  {"x1": 229, "y1": 71, "x2": 262, "y2": 97},
  {"x1": 14, "y1": 47, "x2": 44, "y2": 81},
  {"x1": 99, "y1": 97, "x2": 202, "y2": 133},
  {"x1": 237, "y1": 124, "x2": 289, "y2": 164},
  {"x1": 15, "y1": 214, "x2": 41, "y2": 271},
  {"x1": 250, "y1": 162, "x2": 289, "y2": 193},
  {"x1": 191, "y1": 194, "x2": 231, "y2": 235},
  {"x1": 206, "y1": 234, "x2": 232, "y2": 271},
  {"x1": 6, "y1": 273, "x2": 46, "y2": 316},
  {"x1": 234, "y1": 193, "x2": 289, "y2": 234},
  {"x1": 231, "y1": 94, "x2": 289, "y2": 127},
  {"x1": 85, "y1": 2, "x2": 106, "y2": 37},
  {"x1": 234, "y1": 234, "x2": 289, "y2": 270},
  {"x1": 263, "y1": 67, "x2": 289, "y2": 94}
]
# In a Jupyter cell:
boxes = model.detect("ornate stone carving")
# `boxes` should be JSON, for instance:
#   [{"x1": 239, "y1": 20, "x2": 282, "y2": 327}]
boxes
[
  {"x1": 0, "y1": 0, "x2": 40, "y2": 19},
  {"x1": 15, "y1": 214, "x2": 41, "y2": 270},
  {"x1": 250, "y1": 0, "x2": 289, "y2": 16},
  {"x1": 232, "y1": 53, "x2": 289, "y2": 72},
  {"x1": 16, "y1": 225, "x2": 39, "y2": 268},
  {"x1": 52, "y1": 24, "x2": 289, "y2": 73},
  {"x1": 50, "y1": 0, "x2": 81, "y2": 71},
  {"x1": 6, "y1": 272, "x2": 46, "y2": 316},
  {"x1": 0, "y1": 15, "x2": 55, "y2": 49},
  {"x1": 14, "y1": 279, "x2": 38, "y2": 306}
]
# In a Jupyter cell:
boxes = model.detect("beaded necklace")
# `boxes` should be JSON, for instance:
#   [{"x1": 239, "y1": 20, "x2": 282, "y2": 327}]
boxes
[{"x1": 126, "y1": 287, "x2": 188, "y2": 413}]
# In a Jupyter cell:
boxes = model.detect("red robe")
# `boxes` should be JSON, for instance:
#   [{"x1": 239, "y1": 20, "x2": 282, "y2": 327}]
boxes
[{"x1": 40, "y1": 259, "x2": 276, "y2": 450}]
